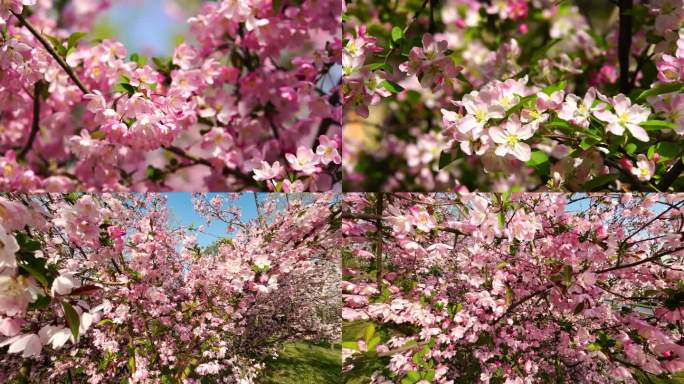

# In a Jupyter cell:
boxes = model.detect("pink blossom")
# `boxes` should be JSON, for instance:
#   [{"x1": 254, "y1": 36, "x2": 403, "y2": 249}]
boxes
[
  {"x1": 252, "y1": 161, "x2": 284, "y2": 181},
  {"x1": 488, "y1": 115, "x2": 534, "y2": 161},
  {"x1": 594, "y1": 94, "x2": 651, "y2": 142},
  {"x1": 285, "y1": 147, "x2": 320, "y2": 175}
]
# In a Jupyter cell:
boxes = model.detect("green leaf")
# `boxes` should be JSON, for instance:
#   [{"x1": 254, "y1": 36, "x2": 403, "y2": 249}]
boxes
[
  {"x1": 364, "y1": 323, "x2": 375, "y2": 343},
  {"x1": 526, "y1": 150, "x2": 549, "y2": 175},
  {"x1": 579, "y1": 137, "x2": 600, "y2": 150},
  {"x1": 128, "y1": 354, "x2": 136, "y2": 373},
  {"x1": 115, "y1": 82, "x2": 137, "y2": 96},
  {"x1": 272, "y1": 0, "x2": 281, "y2": 12},
  {"x1": 406, "y1": 370, "x2": 421, "y2": 381},
  {"x1": 636, "y1": 82, "x2": 684, "y2": 103},
  {"x1": 62, "y1": 301, "x2": 80, "y2": 341},
  {"x1": 562, "y1": 265, "x2": 573, "y2": 285},
  {"x1": 624, "y1": 143, "x2": 637, "y2": 155},
  {"x1": 16, "y1": 232, "x2": 41, "y2": 252},
  {"x1": 438, "y1": 148, "x2": 457, "y2": 169},
  {"x1": 341, "y1": 341, "x2": 359, "y2": 350},
  {"x1": 378, "y1": 80, "x2": 404, "y2": 93},
  {"x1": 651, "y1": 142, "x2": 681, "y2": 161},
  {"x1": 29, "y1": 295, "x2": 51, "y2": 310},
  {"x1": 640, "y1": 119, "x2": 678, "y2": 131},
  {"x1": 67, "y1": 32, "x2": 87, "y2": 49},
  {"x1": 45, "y1": 34, "x2": 64, "y2": 53},
  {"x1": 146, "y1": 166, "x2": 165, "y2": 181},
  {"x1": 542, "y1": 80, "x2": 566, "y2": 95},
  {"x1": 391, "y1": 26, "x2": 404, "y2": 43},
  {"x1": 19, "y1": 262, "x2": 49, "y2": 287},
  {"x1": 367, "y1": 335, "x2": 381, "y2": 351},
  {"x1": 581, "y1": 174, "x2": 618, "y2": 191},
  {"x1": 130, "y1": 53, "x2": 147, "y2": 67},
  {"x1": 366, "y1": 62, "x2": 392, "y2": 72}
]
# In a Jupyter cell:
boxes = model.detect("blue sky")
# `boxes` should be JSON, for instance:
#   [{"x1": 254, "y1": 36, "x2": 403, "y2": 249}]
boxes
[
  {"x1": 163, "y1": 193, "x2": 262, "y2": 247},
  {"x1": 101, "y1": 0, "x2": 185, "y2": 55}
]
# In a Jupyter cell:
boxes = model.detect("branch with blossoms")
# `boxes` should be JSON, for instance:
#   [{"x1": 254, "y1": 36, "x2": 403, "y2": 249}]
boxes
[
  {"x1": 343, "y1": 0, "x2": 684, "y2": 192},
  {"x1": 342, "y1": 192, "x2": 684, "y2": 383},
  {"x1": 0, "y1": 0, "x2": 341, "y2": 191},
  {"x1": 0, "y1": 192, "x2": 341, "y2": 383}
]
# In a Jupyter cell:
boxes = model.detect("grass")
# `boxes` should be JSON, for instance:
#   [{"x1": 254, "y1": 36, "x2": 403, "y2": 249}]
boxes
[{"x1": 257, "y1": 341, "x2": 342, "y2": 384}]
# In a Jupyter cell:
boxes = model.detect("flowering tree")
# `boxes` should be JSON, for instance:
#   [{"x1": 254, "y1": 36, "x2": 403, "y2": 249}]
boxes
[
  {"x1": 343, "y1": 0, "x2": 684, "y2": 192},
  {"x1": 0, "y1": 192, "x2": 341, "y2": 383},
  {"x1": 0, "y1": 0, "x2": 341, "y2": 192},
  {"x1": 342, "y1": 192, "x2": 684, "y2": 383}
]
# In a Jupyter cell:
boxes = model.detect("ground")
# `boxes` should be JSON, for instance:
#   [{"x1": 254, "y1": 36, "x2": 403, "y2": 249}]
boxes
[{"x1": 257, "y1": 342, "x2": 342, "y2": 384}]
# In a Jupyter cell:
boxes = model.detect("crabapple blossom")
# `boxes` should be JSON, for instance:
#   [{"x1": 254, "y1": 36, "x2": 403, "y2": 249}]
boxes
[
  {"x1": 594, "y1": 94, "x2": 651, "y2": 142},
  {"x1": 343, "y1": 193, "x2": 684, "y2": 383},
  {"x1": 631, "y1": 155, "x2": 656, "y2": 181},
  {"x1": 252, "y1": 160, "x2": 284, "y2": 182},
  {"x1": 344, "y1": 0, "x2": 684, "y2": 192},
  {"x1": 0, "y1": 0, "x2": 341, "y2": 191},
  {"x1": 285, "y1": 146, "x2": 321, "y2": 176},
  {"x1": 0, "y1": 193, "x2": 341, "y2": 383},
  {"x1": 489, "y1": 115, "x2": 534, "y2": 161}
]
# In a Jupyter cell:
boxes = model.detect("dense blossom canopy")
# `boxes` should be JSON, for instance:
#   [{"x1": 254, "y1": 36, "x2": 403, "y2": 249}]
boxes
[
  {"x1": 0, "y1": 192, "x2": 341, "y2": 383},
  {"x1": 342, "y1": 192, "x2": 684, "y2": 383},
  {"x1": 0, "y1": 0, "x2": 341, "y2": 191},
  {"x1": 343, "y1": 0, "x2": 684, "y2": 192}
]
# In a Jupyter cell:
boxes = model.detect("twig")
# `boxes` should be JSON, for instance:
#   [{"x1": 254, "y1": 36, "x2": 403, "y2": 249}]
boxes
[{"x1": 10, "y1": 10, "x2": 90, "y2": 95}]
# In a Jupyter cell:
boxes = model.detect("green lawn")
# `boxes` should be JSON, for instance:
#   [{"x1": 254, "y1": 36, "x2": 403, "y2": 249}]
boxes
[{"x1": 257, "y1": 342, "x2": 342, "y2": 384}]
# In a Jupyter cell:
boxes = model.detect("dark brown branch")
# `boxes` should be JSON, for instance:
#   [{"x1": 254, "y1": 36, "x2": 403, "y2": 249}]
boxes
[
  {"x1": 375, "y1": 193, "x2": 384, "y2": 292},
  {"x1": 11, "y1": 10, "x2": 90, "y2": 95},
  {"x1": 595, "y1": 245, "x2": 684, "y2": 274},
  {"x1": 162, "y1": 145, "x2": 256, "y2": 185},
  {"x1": 617, "y1": 0, "x2": 633, "y2": 94},
  {"x1": 658, "y1": 158, "x2": 684, "y2": 191},
  {"x1": 492, "y1": 286, "x2": 551, "y2": 325},
  {"x1": 18, "y1": 81, "x2": 43, "y2": 159}
]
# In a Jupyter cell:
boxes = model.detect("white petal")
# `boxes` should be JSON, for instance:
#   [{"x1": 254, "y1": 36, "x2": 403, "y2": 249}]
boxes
[
  {"x1": 494, "y1": 145, "x2": 509, "y2": 157},
  {"x1": 627, "y1": 123, "x2": 649, "y2": 142},
  {"x1": 511, "y1": 143, "x2": 531, "y2": 162},
  {"x1": 489, "y1": 127, "x2": 507, "y2": 144}
]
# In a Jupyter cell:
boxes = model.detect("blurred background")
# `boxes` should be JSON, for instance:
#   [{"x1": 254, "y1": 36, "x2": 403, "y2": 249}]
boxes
[{"x1": 91, "y1": 0, "x2": 203, "y2": 55}]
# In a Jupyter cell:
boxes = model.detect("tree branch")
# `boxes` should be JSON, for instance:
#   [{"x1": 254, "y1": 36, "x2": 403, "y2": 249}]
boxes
[
  {"x1": 617, "y1": 0, "x2": 633, "y2": 94},
  {"x1": 18, "y1": 81, "x2": 43, "y2": 159},
  {"x1": 375, "y1": 193, "x2": 384, "y2": 292},
  {"x1": 11, "y1": 10, "x2": 90, "y2": 95},
  {"x1": 492, "y1": 286, "x2": 551, "y2": 325},
  {"x1": 658, "y1": 158, "x2": 684, "y2": 191},
  {"x1": 595, "y1": 245, "x2": 684, "y2": 274}
]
